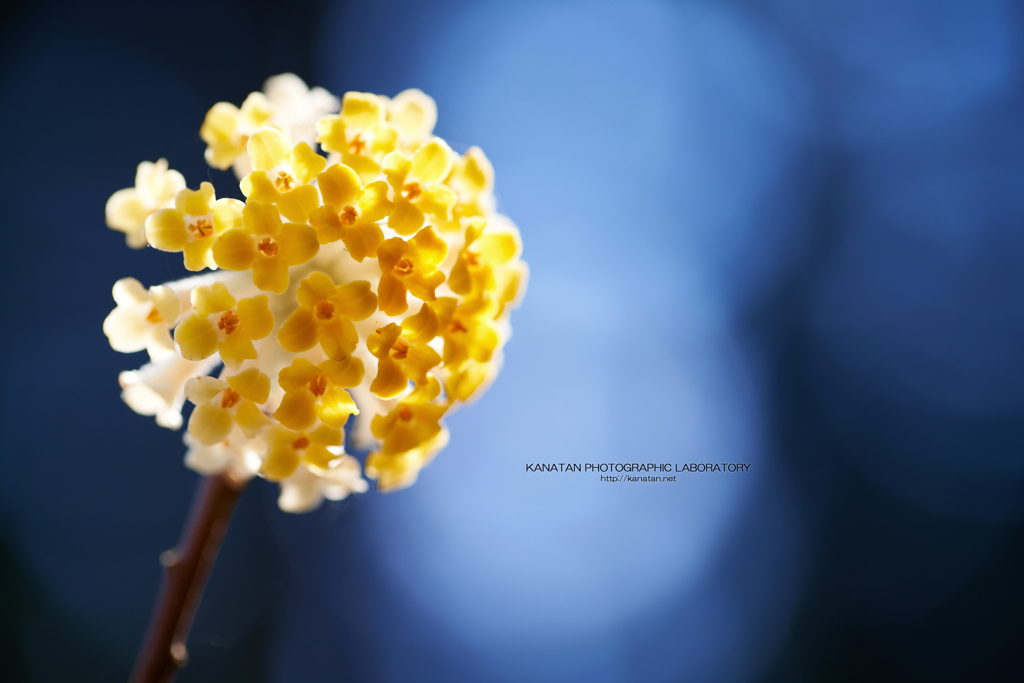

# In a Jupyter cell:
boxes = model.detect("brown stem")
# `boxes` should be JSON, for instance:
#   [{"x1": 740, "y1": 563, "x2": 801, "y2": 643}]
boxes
[{"x1": 130, "y1": 473, "x2": 249, "y2": 683}]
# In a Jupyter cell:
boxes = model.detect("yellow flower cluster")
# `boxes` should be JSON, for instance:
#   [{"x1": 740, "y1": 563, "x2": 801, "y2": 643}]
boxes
[{"x1": 104, "y1": 75, "x2": 526, "y2": 511}]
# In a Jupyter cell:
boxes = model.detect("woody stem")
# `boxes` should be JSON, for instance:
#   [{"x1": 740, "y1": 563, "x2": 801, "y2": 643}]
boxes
[{"x1": 130, "y1": 473, "x2": 249, "y2": 683}]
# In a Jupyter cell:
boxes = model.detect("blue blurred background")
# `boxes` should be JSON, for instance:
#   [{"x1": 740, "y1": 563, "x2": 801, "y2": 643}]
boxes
[{"x1": 2, "y1": 0, "x2": 1024, "y2": 680}]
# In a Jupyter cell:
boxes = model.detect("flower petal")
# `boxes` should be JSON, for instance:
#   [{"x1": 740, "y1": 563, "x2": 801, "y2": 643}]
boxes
[
  {"x1": 274, "y1": 391, "x2": 317, "y2": 431},
  {"x1": 248, "y1": 128, "x2": 291, "y2": 172},
  {"x1": 174, "y1": 315, "x2": 219, "y2": 360},
  {"x1": 278, "y1": 308, "x2": 318, "y2": 353},
  {"x1": 212, "y1": 229, "x2": 257, "y2": 271},
  {"x1": 333, "y1": 280, "x2": 377, "y2": 321},
  {"x1": 409, "y1": 138, "x2": 454, "y2": 185},
  {"x1": 279, "y1": 222, "x2": 319, "y2": 266},
  {"x1": 145, "y1": 209, "x2": 188, "y2": 252},
  {"x1": 318, "y1": 163, "x2": 362, "y2": 208}
]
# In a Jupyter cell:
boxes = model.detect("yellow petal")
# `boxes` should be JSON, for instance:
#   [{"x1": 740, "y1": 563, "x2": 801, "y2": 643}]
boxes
[
  {"x1": 289, "y1": 142, "x2": 327, "y2": 185},
  {"x1": 176, "y1": 182, "x2": 216, "y2": 216},
  {"x1": 261, "y1": 444, "x2": 300, "y2": 481},
  {"x1": 248, "y1": 128, "x2": 291, "y2": 172},
  {"x1": 401, "y1": 303, "x2": 440, "y2": 343},
  {"x1": 304, "y1": 444, "x2": 338, "y2": 469},
  {"x1": 388, "y1": 198, "x2": 423, "y2": 236},
  {"x1": 318, "y1": 163, "x2": 362, "y2": 208},
  {"x1": 174, "y1": 315, "x2": 218, "y2": 360},
  {"x1": 278, "y1": 358, "x2": 319, "y2": 392},
  {"x1": 297, "y1": 272, "x2": 338, "y2": 308},
  {"x1": 188, "y1": 404, "x2": 233, "y2": 445},
  {"x1": 341, "y1": 223, "x2": 384, "y2": 261},
  {"x1": 333, "y1": 280, "x2": 377, "y2": 321},
  {"x1": 278, "y1": 222, "x2": 319, "y2": 266},
  {"x1": 242, "y1": 200, "x2": 283, "y2": 236},
  {"x1": 382, "y1": 151, "x2": 411, "y2": 191},
  {"x1": 388, "y1": 89, "x2": 437, "y2": 141},
  {"x1": 235, "y1": 294, "x2": 274, "y2": 339},
  {"x1": 213, "y1": 198, "x2": 245, "y2": 233},
  {"x1": 403, "y1": 343, "x2": 442, "y2": 384},
  {"x1": 145, "y1": 209, "x2": 187, "y2": 252},
  {"x1": 320, "y1": 356, "x2": 365, "y2": 388},
  {"x1": 278, "y1": 185, "x2": 321, "y2": 223},
  {"x1": 371, "y1": 357, "x2": 408, "y2": 399},
  {"x1": 278, "y1": 308, "x2": 318, "y2": 353},
  {"x1": 239, "y1": 171, "x2": 280, "y2": 203},
  {"x1": 236, "y1": 401, "x2": 270, "y2": 437},
  {"x1": 409, "y1": 138, "x2": 454, "y2": 185},
  {"x1": 218, "y1": 330, "x2": 259, "y2": 369},
  {"x1": 308, "y1": 205, "x2": 345, "y2": 244},
  {"x1": 340, "y1": 92, "x2": 385, "y2": 131},
  {"x1": 377, "y1": 273, "x2": 408, "y2": 316},
  {"x1": 473, "y1": 232, "x2": 519, "y2": 264},
  {"x1": 410, "y1": 226, "x2": 448, "y2": 267},
  {"x1": 316, "y1": 386, "x2": 358, "y2": 429},
  {"x1": 252, "y1": 255, "x2": 290, "y2": 294},
  {"x1": 317, "y1": 115, "x2": 347, "y2": 153},
  {"x1": 191, "y1": 281, "x2": 236, "y2": 317},
  {"x1": 319, "y1": 317, "x2": 358, "y2": 360},
  {"x1": 274, "y1": 391, "x2": 317, "y2": 431},
  {"x1": 212, "y1": 229, "x2": 256, "y2": 271},
  {"x1": 182, "y1": 239, "x2": 215, "y2": 272},
  {"x1": 105, "y1": 188, "x2": 148, "y2": 232},
  {"x1": 417, "y1": 184, "x2": 457, "y2": 221},
  {"x1": 451, "y1": 147, "x2": 494, "y2": 198},
  {"x1": 404, "y1": 269, "x2": 446, "y2": 302},
  {"x1": 227, "y1": 367, "x2": 270, "y2": 403},
  {"x1": 357, "y1": 180, "x2": 394, "y2": 223}
]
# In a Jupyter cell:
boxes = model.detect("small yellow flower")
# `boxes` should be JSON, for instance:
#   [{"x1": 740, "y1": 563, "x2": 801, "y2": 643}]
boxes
[
  {"x1": 277, "y1": 272, "x2": 377, "y2": 359},
  {"x1": 106, "y1": 159, "x2": 186, "y2": 248},
  {"x1": 260, "y1": 424, "x2": 345, "y2": 480},
  {"x1": 273, "y1": 358, "x2": 362, "y2": 431},
  {"x1": 449, "y1": 218, "x2": 526, "y2": 317},
  {"x1": 307, "y1": 163, "x2": 391, "y2": 259},
  {"x1": 366, "y1": 399, "x2": 449, "y2": 492},
  {"x1": 200, "y1": 92, "x2": 275, "y2": 171},
  {"x1": 317, "y1": 92, "x2": 398, "y2": 183},
  {"x1": 239, "y1": 128, "x2": 327, "y2": 223},
  {"x1": 376, "y1": 228, "x2": 449, "y2": 316},
  {"x1": 386, "y1": 89, "x2": 438, "y2": 147},
  {"x1": 174, "y1": 282, "x2": 275, "y2": 369},
  {"x1": 146, "y1": 183, "x2": 242, "y2": 271},
  {"x1": 211, "y1": 200, "x2": 319, "y2": 294},
  {"x1": 382, "y1": 139, "x2": 458, "y2": 236},
  {"x1": 103, "y1": 277, "x2": 186, "y2": 361},
  {"x1": 184, "y1": 369, "x2": 272, "y2": 445},
  {"x1": 366, "y1": 323, "x2": 441, "y2": 399}
]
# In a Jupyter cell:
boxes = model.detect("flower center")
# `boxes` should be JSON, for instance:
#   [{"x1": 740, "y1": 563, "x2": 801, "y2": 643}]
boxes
[
  {"x1": 349, "y1": 134, "x2": 366, "y2": 155},
  {"x1": 146, "y1": 306, "x2": 163, "y2": 323},
  {"x1": 401, "y1": 182, "x2": 421, "y2": 200},
  {"x1": 340, "y1": 205, "x2": 358, "y2": 227},
  {"x1": 188, "y1": 219, "x2": 213, "y2": 238},
  {"x1": 291, "y1": 436, "x2": 309, "y2": 450},
  {"x1": 257, "y1": 237, "x2": 279, "y2": 257},
  {"x1": 399, "y1": 405, "x2": 413, "y2": 421},
  {"x1": 448, "y1": 319, "x2": 467, "y2": 334},
  {"x1": 394, "y1": 257, "x2": 415, "y2": 276},
  {"x1": 390, "y1": 339, "x2": 410, "y2": 360},
  {"x1": 221, "y1": 388, "x2": 241, "y2": 409},
  {"x1": 465, "y1": 251, "x2": 480, "y2": 267},
  {"x1": 315, "y1": 300, "x2": 335, "y2": 320},
  {"x1": 218, "y1": 310, "x2": 240, "y2": 335},
  {"x1": 309, "y1": 374, "x2": 327, "y2": 397},
  {"x1": 274, "y1": 171, "x2": 295, "y2": 191}
]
